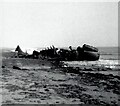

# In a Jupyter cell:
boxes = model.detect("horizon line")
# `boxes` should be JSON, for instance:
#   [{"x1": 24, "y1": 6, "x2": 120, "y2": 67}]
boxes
[{"x1": 0, "y1": 46, "x2": 119, "y2": 49}]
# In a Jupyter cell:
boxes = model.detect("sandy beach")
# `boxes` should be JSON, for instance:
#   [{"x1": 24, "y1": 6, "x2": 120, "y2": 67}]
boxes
[{"x1": 1, "y1": 50, "x2": 120, "y2": 106}]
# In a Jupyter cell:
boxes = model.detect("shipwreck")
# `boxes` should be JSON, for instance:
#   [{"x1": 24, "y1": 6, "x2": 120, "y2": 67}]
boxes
[{"x1": 14, "y1": 44, "x2": 100, "y2": 61}]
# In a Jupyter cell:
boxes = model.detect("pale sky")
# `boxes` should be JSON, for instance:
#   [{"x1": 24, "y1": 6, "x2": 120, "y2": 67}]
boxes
[{"x1": 1, "y1": 1, "x2": 118, "y2": 48}]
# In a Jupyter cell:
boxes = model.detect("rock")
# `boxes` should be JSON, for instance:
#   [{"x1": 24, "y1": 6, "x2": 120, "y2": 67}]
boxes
[
  {"x1": 99, "y1": 101, "x2": 107, "y2": 105},
  {"x1": 2, "y1": 66, "x2": 5, "y2": 68},
  {"x1": 113, "y1": 89, "x2": 120, "y2": 94},
  {"x1": 56, "y1": 101, "x2": 59, "y2": 103},
  {"x1": 43, "y1": 85, "x2": 47, "y2": 88},
  {"x1": 34, "y1": 82, "x2": 39, "y2": 86},
  {"x1": 45, "y1": 89, "x2": 49, "y2": 91},
  {"x1": 41, "y1": 98, "x2": 45, "y2": 100},
  {"x1": 86, "y1": 68, "x2": 93, "y2": 71},
  {"x1": 13, "y1": 66, "x2": 21, "y2": 70},
  {"x1": 114, "y1": 76, "x2": 120, "y2": 80},
  {"x1": 93, "y1": 89, "x2": 98, "y2": 91}
]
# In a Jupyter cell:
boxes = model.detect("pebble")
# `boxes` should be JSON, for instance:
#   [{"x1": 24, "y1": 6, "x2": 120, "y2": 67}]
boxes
[
  {"x1": 2, "y1": 65, "x2": 5, "y2": 68},
  {"x1": 56, "y1": 101, "x2": 59, "y2": 103},
  {"x1": 43, "y1": 85, "x2": 47, "y2": 88},
  {"x1": 13, "y1": 65, "x2": 21, "y2": 70},
  {"x1": 45, "y1": 88, "x2": 49, "y2": 91}
]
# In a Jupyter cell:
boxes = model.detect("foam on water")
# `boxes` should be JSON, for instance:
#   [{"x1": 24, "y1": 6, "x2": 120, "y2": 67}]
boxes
[
  {"x1": 64, "y1": 59, "x2": 120, "y2": 76},
  {"x1": 64, "y1": 59, "x2": 119, "y2": 67}
]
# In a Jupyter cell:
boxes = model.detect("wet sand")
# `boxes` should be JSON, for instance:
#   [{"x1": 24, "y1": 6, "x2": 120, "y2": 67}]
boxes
[{"x1": 1, "y1": 53, "x2": 120, "y2": 105}]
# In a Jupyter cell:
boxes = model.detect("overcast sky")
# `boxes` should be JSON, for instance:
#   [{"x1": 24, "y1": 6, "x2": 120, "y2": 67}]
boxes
[{"x1": 1, "y1": 2, "x2": 118, "y2": 48}]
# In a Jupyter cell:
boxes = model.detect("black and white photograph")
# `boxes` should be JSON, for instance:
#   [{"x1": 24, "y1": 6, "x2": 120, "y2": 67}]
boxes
[{"x1": 0, "y1": 0, "x2": 120, "y2": 105}]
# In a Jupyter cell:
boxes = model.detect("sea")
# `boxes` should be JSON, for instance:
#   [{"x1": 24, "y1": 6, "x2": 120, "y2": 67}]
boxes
[{"x1": 63, "y1": 47, "x2": 120, "y2": 76}]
